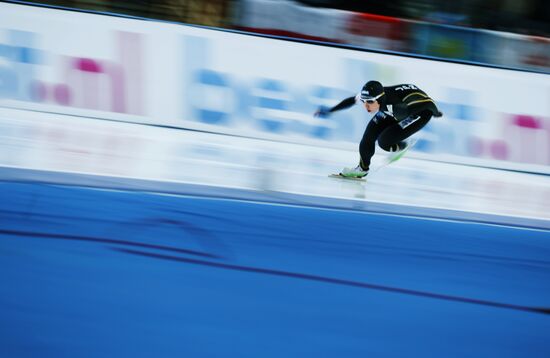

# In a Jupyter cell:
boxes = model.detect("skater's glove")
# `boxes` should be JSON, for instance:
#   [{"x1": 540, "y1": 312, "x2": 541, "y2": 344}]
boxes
[{"x1": 314, "y1": 106, "x2": 331, "y2": 118}]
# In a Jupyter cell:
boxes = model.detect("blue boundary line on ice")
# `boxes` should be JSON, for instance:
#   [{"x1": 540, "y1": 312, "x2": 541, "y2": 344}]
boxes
[
  {"x1": 4, "y1": 0, "x2": 550, "y2": 75},
  {"x1": 110, "y1": 248, "x2": 550, "y2": 316},
  {"x1": 1, "y1": 224, "x2": 548, "y2": 315},
  {"x1": 1, "y1": 166, "x2": 549, "y2": 231}
]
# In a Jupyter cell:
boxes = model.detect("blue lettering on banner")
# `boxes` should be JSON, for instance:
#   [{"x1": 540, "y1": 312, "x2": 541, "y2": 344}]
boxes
[
  {"x1": 0, "y1": 30, "x2": 43, "y2": 101},
  {"x1": 254, "y1": 79, "x2": 287, "y2": 133},
  {"x1": 182, "y1": 35, "x2": 355, "y2": 140},
  {"x1": 194, "y1": 69, "x2": 230, "y2": 125}
]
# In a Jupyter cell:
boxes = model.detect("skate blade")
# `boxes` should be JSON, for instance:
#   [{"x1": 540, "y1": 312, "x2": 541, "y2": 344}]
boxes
[{"x1": 328, "y1": 174, "x2": 366, "y2": 181}]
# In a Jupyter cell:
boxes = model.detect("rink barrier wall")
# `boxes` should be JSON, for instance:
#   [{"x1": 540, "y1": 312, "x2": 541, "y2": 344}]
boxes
[{"x1": 0, "y1": 2, "x2": 549, "y2": 174}]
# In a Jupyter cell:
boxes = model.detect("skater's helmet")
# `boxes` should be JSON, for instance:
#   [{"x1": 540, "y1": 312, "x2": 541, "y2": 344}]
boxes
[{"x1": 360, "y1": 81, "x2": 385, "y2": 103}]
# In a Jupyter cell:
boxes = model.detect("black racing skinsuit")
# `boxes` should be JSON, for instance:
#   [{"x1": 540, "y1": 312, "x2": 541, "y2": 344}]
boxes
[{"x1": 328, "y1": 84, "x2": 442, "y2": 170}]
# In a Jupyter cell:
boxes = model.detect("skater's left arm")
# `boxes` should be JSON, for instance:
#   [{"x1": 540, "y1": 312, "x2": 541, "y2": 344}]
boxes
[{"x1": 314, "y1": 96, "x2": 357, "y2": 118}]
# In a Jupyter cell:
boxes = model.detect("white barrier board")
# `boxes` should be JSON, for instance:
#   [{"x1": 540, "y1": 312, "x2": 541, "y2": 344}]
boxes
[{"x1": 0, "y1": 2, "x2": 549, "y2": 173}]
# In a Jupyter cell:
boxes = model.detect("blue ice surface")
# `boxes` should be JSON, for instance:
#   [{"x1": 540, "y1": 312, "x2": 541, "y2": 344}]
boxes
[{"x1": 0, "y1": 181, "x2": 549, "y2": 357}]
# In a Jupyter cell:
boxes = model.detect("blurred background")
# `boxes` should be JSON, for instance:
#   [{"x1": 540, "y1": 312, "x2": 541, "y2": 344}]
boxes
[{"x1": 29, "y1": 0, "x2": 550, "y2": 72}]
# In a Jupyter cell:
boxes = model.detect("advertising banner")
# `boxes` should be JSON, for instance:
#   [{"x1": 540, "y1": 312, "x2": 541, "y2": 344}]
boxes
[{"x1": 1, "y1": 2, "x2": 549, "y2": 173}]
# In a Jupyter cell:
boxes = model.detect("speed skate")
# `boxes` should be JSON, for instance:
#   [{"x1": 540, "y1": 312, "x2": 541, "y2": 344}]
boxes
[
  {"x1": 328, "y1": 173, "x2": 367, "y2": 181},
  {"x1": 329, "y1": 139, "x2": 417, "y2": 182}
]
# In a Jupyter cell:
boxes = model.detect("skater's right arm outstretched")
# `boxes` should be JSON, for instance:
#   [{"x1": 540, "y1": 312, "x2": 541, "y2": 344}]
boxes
[{"x1": 314, "y1": 95, "x2": 358, "y2": 118}]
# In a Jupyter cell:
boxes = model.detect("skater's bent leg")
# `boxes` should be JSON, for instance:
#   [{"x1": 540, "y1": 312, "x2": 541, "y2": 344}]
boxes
[
  {"x1": 378, "y1": 110, "x2": 432, "y2": 152},
  {"x1": 359, "y1": 117, "x2": 392, "y2": 169}
]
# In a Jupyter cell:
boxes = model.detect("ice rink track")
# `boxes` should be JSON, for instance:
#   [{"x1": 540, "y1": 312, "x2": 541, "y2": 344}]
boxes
[{"x1": 1, "y1": 178, "x2": 549, "y2": 357}]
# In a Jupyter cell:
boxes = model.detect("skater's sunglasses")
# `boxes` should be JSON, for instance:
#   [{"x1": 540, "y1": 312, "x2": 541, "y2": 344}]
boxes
[{"x1": 360, "y1": 92, "x2": 385, "y2": 104}]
